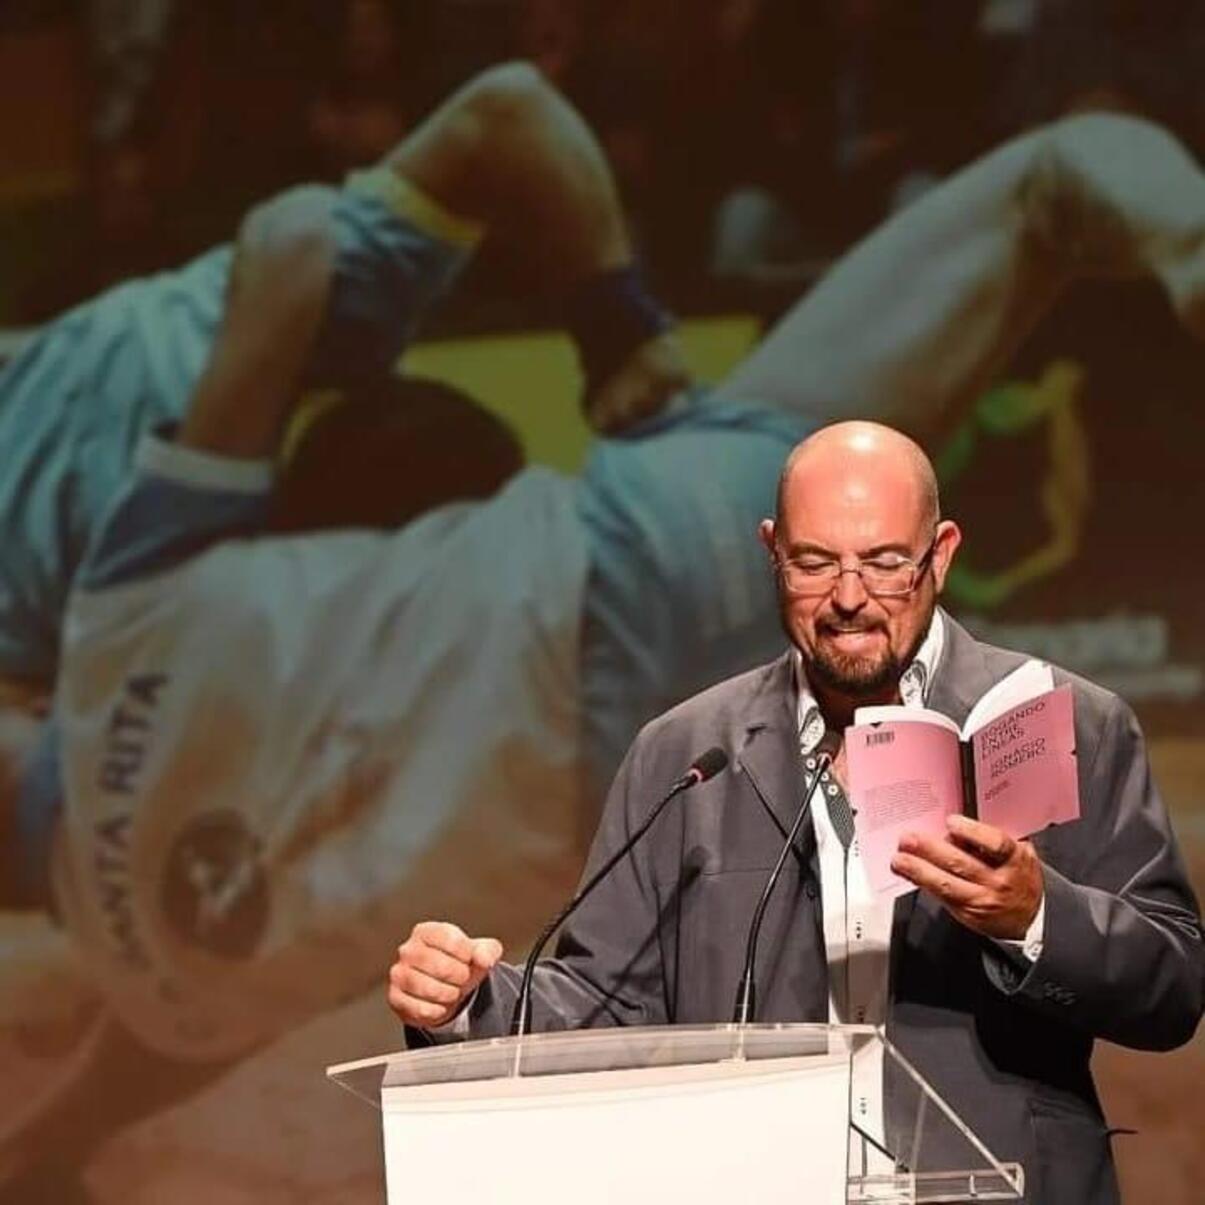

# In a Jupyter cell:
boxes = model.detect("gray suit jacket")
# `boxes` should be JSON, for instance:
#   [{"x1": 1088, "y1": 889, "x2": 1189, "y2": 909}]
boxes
[{"x1": 458, "y1": 616, "x2": 1204, "y2": 1203}]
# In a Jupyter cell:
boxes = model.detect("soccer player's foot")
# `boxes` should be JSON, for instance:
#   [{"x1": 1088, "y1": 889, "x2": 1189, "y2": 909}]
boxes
[{"x1": 1159, "y1": 241, "x2": 1205, "y2": 343}]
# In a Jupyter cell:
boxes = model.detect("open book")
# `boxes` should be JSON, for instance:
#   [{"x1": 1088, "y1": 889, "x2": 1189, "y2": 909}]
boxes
[{"x1": 846, "y1": 659, "x2": 1080, "y2": 896}]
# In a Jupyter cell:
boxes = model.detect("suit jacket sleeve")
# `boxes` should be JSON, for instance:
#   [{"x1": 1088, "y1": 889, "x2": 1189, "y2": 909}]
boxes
[
  {"x1": 446, "y1": 720, "x2": 677, "y2": 1039},
  {"x1": 983, "y1": 689, "x2": 1204, "y2": 1050}
]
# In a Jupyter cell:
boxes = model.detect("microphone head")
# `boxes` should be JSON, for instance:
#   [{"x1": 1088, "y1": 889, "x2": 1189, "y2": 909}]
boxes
[{"x1": 689, "y1": 746, "x2": 728, "y2": 783}]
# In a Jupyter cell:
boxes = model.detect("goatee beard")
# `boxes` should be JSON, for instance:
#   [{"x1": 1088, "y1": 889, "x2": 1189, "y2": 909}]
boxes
[
  {"x1": 800, "y1": 612, "x2": 932, "y2": 701},
  {"x1": 807, "y1": 642, "x2": 902, "y2": 699}
]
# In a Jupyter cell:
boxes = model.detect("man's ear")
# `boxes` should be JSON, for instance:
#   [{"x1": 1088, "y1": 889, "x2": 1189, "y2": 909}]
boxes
[
  {"x1": 931, "y1": 519, "x2": 962, "y2": 593},
  {"x1": 758, "y1": 518, "x2": 777, "y2": 560}
]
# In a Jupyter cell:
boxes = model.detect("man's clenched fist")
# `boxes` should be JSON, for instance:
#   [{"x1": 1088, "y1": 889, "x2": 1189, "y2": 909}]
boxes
[{"x1": 387, "y1": 922, "x2": 503, "y2": 1028}]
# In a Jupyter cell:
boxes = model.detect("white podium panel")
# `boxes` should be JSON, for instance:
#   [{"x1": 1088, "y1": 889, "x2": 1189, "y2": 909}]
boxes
[
  {"x1": 329, "y1": 1024, "x2": 1024, "y2": 1205},
  {"x1": 383, "y1": 1053, "x2": 849, "y2": 1204}
]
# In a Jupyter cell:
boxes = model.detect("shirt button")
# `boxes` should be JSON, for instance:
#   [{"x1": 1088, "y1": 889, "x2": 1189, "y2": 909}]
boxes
[
  {"x1": 805, "y1": 757, "x2": 817, "y2": 771},
  {"x1": 826, "y1": 784, "x2": 838, "y2": 797}
]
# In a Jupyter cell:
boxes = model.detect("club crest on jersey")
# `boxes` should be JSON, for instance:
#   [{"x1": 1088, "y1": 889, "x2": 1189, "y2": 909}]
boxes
[{"x1": 160, "y1": 811, "x2": 269, "y2": 959}]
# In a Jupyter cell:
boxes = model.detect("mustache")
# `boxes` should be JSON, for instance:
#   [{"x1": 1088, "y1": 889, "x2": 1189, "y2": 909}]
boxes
[{"x1": 817, "y1": 619, "x2": 885, "y2": 635}]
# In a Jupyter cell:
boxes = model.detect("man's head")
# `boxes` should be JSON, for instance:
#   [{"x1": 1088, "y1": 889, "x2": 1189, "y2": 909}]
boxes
[
  {"x1": 759, "y1": 421, "x2": 961, "y2": 713},
  {"x1": 270, "y1": 375, "x2": 526, "y2": 533}
]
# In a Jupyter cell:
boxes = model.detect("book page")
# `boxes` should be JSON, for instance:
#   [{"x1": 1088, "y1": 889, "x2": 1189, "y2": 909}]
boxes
[
  {"x1": 847, "y1": 719, "x2": 964, "y2": 897},
  {"x1": 961, "y1": 659, "x2": 1055, "y2": 738},
  {"x1": 853, "y1": 704, "x2": 960, "y2": 736},
  {"x1": 971, "y1": 683, "x2": 1080, "y2": 836}
]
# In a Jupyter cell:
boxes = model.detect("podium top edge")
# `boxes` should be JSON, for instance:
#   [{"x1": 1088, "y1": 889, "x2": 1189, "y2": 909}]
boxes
[{"x1": 326, "y1": 1022, "x2": 880, "y2": 1086}]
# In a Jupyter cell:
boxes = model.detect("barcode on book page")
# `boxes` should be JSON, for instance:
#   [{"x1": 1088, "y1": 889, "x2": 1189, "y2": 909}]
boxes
[{"x1": 865, "y1": 730, "x2": 895, "y2": 747}]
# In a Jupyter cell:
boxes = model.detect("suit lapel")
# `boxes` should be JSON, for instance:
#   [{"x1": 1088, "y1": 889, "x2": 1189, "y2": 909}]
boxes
[
  {"x1": 735, "y1": 652, "x2": 815, "y2": 870},
  {"x1": 923, "y1": 611, "x2": 997, "y2": 730}
]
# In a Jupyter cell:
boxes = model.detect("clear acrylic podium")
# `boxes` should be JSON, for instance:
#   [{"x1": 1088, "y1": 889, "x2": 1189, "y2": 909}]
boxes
[{"x1": 328, "y1": 1024, "x2": 1024, "y2": 1204}]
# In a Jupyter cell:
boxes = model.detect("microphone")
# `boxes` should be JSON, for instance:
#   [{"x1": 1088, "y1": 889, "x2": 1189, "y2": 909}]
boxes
[
  {"x1": 677, "y1": 745, "x2": 728, "y2": 789},
  {"x1": 510, "y1": 746, "x2": 728, "y2": 1037},
  {"x1": 731, "y1": 749, "x2": 832, "y2": 1025}
]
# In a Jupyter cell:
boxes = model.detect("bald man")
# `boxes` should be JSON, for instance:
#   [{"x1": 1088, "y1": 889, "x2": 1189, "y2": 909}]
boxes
[{"x1": 388, "y1": 421, "x2": 1203, "y2": 1205}]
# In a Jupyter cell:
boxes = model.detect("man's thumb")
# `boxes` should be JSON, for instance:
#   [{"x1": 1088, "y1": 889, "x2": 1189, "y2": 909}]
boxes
[{"x1": 469, "y1": 937, "x2": 503, "y2": 976}]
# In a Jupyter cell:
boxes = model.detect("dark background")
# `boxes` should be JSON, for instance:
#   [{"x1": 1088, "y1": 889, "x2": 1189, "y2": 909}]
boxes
[{"x1": 1, "y1": 2, "x2": 1202, "y2": 1201}]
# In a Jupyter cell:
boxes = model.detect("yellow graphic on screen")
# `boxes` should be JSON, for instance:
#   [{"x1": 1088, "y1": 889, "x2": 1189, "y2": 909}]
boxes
[
  {"x1": 939, "y1": 359, "x2": 1092, "y2": 611},
  {"x1": 288, "y1": 315, "x2": 762, "y2": 471},
  {"x1": 405, "y1": 316, "x2": 762, "y2": 470},
  {"x1": 287, "y1": 316, "x2": 761, "y2": 470}
]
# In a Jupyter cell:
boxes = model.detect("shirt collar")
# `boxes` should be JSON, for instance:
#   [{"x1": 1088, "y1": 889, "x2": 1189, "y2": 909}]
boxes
[{"x1": 793, "y1": 609, "x2": 946, "y2": 753}]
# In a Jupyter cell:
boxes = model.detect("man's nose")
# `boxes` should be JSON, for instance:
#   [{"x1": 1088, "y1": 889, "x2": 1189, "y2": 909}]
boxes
[{"x1": 830, "y1": 566, "x2": 869, "y2": 612}]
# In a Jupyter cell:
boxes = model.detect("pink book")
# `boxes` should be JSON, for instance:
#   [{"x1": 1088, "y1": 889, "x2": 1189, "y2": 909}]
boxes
[{"x1": 846, "y1": 660, "x2": 1080, "y2": 896}]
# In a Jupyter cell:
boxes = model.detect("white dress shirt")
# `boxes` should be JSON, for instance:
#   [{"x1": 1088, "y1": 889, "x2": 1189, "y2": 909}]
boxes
[{"x1": 794, "y1": 609, "x2": 1044, "y2": 1173}]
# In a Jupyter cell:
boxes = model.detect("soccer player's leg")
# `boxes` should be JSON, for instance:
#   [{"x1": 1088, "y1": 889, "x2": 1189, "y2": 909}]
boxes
[
  {"x1": 721, "y1": 113, "x2": 1205, "y2": 447},
  {"x1": 376, "y1": 61, "x2": 688, "y2": 433}
]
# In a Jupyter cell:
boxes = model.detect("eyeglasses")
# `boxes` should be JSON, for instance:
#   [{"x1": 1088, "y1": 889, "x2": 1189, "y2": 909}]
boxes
[{"x1": 775, "y1": 537, "x2": 937, "y2": 598}]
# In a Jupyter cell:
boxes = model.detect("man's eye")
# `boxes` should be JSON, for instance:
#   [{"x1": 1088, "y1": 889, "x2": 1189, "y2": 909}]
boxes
[
  {"x1": 794, "y1": 560, "x2": 835, "y2": 575},
  {"x1": 865, "y1": 557, "x2": 906, "y2": 572}
]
